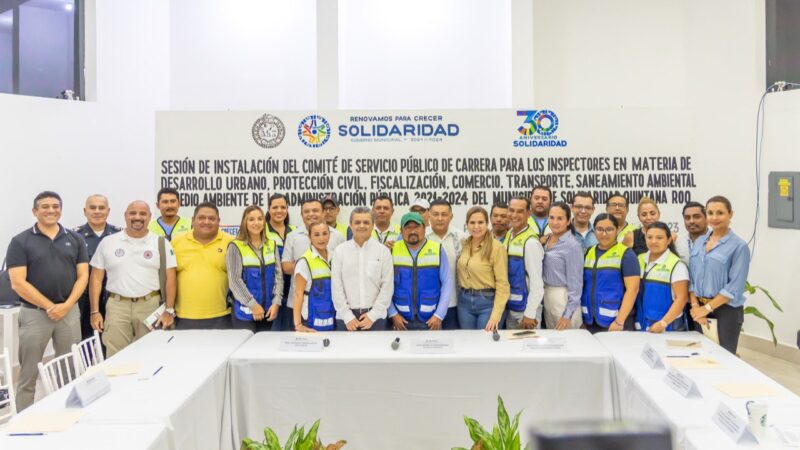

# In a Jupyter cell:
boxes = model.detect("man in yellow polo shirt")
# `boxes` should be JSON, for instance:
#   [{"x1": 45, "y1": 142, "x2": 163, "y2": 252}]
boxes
[{"x1": 171, "y1": 202, "x2": 234, "y2": 329}]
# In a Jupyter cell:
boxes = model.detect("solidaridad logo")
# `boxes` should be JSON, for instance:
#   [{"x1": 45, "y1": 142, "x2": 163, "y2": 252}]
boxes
[
  {"x1": 251, "y1": 114, "x2": 286, "y2": 149},
  {"x1": 514, "y1": 109, "x2": 568, "y2": 148},
  {"x1": 297, "y1": 114, "x2": 331, "y2": 148}
]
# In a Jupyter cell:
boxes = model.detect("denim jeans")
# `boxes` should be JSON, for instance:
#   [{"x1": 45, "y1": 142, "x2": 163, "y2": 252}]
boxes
[{"x1": 457, "y1": 289, "x2": 495, "y2": 330}]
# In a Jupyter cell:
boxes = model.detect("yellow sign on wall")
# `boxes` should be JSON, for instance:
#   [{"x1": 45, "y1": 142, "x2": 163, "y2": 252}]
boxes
[{"x1": 778, "y1": 178, "x2": 791, "y2": 198}]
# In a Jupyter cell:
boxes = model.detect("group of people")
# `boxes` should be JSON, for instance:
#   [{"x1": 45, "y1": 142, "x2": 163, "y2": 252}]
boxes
[{"x1": 6, "y1": 185, "x2": 750, "y2": 411}]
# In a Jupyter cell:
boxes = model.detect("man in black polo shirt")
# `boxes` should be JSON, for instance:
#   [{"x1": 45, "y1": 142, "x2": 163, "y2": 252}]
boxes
[{"x1": 7, "y1": 191, "x2": 89, "y2": 411}]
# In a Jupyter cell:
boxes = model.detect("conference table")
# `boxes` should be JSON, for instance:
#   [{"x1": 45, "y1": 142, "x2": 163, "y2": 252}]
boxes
[
  {"x1": 226, "y1": 329, "x2": 615, "y2": 450},
  {"x1": 0, "y1": 329, "x2": 252, "y2": 450},
  {"x1": 595, "y1": 331, "x2": 800, "y2": 449}
]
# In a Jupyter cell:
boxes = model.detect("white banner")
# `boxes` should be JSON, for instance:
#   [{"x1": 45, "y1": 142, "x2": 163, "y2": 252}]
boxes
[{"x1": 155, "y1": 109, "x2": 699, "y2": 232}]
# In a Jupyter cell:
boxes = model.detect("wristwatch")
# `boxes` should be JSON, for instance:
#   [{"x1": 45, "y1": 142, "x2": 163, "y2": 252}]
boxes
[{"x1": 165, "y1": 308, "x2": 176, "y2": 317}]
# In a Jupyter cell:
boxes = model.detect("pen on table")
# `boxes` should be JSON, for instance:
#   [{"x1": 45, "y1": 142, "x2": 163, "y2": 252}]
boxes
[
  {"x1": 666, "y1": 353, "x2": 700, "y2": 358},
  {"x1": 152, "y1": 365, "x2": 164, "y2": 376},
  {"x1": 9, "y1": 433, "x2": 45, "y2": 436},
  {"x1": 167, "y1": 335, "x2": 174, "y2": 344},
  {"x1": 391, "y1": 337, "x2": 400, "y2": 350}
]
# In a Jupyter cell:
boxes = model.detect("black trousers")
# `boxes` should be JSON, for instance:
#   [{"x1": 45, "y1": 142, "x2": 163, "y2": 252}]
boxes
[
  {"x1": 231, "y1": 314, "x2": 276, "y2": 332},
  {"x1": 692, "y1": 303, "x2": 743, "y2": 354},
  {"x1": 175, "y1": 314, "x2": 232, "y2": 330}
]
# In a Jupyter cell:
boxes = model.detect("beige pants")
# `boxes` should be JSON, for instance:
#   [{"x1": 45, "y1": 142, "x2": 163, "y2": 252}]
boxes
[
  {"x1": 103, "y1": 293, "x2": 160, "y2": 357},
  {"x1": 543, "y1": 286, "x2": 583, "y2": 329}
]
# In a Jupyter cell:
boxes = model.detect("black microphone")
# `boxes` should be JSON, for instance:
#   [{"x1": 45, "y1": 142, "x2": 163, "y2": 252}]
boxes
[
  {"x1": 492, "y1": 329, "x2": 500, "y2": 341},
  {"x1": 323, "y1": 338, "x2": 330, "y2": 347},
  {"x1": 391, "y1": 337, "x2": 400, "y2": 350}
]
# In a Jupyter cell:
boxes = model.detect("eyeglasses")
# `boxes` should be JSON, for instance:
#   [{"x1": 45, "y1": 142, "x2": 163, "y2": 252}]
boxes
[
  {"x1": 323, "y1": 206, "x2": 337, "y2": 212},
  {"x1": 595, "y1": 227, "x2": 617, "y2": 234},
  {"x1": 607, "y1": 202, "x2": 627, "y2": 209}
]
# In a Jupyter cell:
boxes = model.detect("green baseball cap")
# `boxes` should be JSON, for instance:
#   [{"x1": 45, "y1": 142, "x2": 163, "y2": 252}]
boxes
[{"x1": 401, "y1": 212, "x2": 424, "y2": 227}]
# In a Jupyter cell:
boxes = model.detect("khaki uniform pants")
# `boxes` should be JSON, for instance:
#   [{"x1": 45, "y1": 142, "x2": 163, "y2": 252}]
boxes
[{"x1": 103, "y1": 293, "x2": 160, "y2": 357}]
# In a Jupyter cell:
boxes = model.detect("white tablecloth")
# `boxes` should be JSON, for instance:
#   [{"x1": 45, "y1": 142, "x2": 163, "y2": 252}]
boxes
[
  {"x1": 227, "y1": 330, "x2": 614, "y2": 450},
  {"x1": 0, "y1": 423, "x2": 171, "y2": 450},
  {"x1": 2, "y1": 329, "x2": 252, "y2": 450},
  {"x1": 596, "y1": 331, "x2": 800, "y2": 449}
]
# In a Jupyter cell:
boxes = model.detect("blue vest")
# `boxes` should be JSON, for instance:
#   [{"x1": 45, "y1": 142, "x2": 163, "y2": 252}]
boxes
[
  {"x1": 391, "y1": 239, "x2": 442, "y2": 322},
  {"x1": 301, "y1": 249, "x2": 335, "y2": 331},
  {"x1": 636, "y1": 252, "x2": 685, "y2": 331},
  {"x1": 503, "y1": 226, "x2": 538, "y2": 312},
  {"x1": 581, "y1": 243, "x2": 628, "y2": 327},
  {"x1": 231, "y1": 239, "x2": 277, "y2": 321}
]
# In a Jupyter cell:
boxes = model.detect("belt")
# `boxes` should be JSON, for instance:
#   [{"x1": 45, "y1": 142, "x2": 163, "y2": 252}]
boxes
[
  {"x1": 21, "y1": 302, "x2": 49, "y2": 310},
  {"x1": 460, "y1": 288, "x2": 495, "y2": 295},
  {"x1": 109, "y1": 291, "x2": 160, "y2": 303},
  {"x1": 351, "y1": 308, "x2": 372, "y2": 315}
]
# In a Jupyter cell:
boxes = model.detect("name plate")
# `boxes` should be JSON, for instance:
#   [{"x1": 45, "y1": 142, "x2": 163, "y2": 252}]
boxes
[
  {"x1": 409, "y1": 337, "x2": 455, "y2": 354},
  {"x1": 279, "y1": 336, "x2": 324, "y2": 352},
  {"x1": 522, "y1": 337, "x2": 567, "y2": 351},
  {"x1": 66, "y1": 372, "x2": 111, "y2": 408},
  {"x1": 663, "y1": 366, "x2": 701, "y2": 398},
  {"x1": 641, "y1": 343, "x2": 664, "y2": 369},
  {"x1": 712, "y1": 402, "x2": 758, "y2": 444}
]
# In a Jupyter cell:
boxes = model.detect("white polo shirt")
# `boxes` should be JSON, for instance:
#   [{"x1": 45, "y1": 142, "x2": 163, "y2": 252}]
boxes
[{"x1": 91, "y1": 230, "x2": 177, "y2": 297}]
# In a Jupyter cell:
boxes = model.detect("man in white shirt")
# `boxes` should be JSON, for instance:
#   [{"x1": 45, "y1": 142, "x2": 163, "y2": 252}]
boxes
[
  {"x1": 332, "y1": 206, "x2": 393, "y2": 331},
  {"x1": 426, "y1": 198, "x2": 465, "y2": 329},
  {"x1": 281, "y1": 198, "x2": 345, "y2": 330},
  {"x1": 90, "y1": 201, "x2": 177, "y2": 356}
]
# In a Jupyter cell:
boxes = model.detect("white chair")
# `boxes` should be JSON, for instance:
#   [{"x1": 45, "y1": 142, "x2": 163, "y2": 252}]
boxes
[
  {"x1": 37, "y1": 352, "x2": 80, "y2": 396},
  {"x1": 0, "y1": 347, "x2": 16, "y2": 423},
  {"x1": 72, "y1": 330, "x2": 104, "y2": 374}
]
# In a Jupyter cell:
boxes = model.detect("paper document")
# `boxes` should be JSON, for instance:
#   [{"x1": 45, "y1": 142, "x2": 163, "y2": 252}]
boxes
[
  {"x1": 666, "y1": 339, "x2": 701, "y2": 348},
  {"x1": 84, "y1": 362, "x2": 141, "y2": 377},
  {"x1": 667, "y1": 357, "x2": 721, "y2": 369},
  {"x1": 713, "y1": 382, "x2": 780, "y2": 398},
  {"x1": 143, "y1": 304, "x2": 166, "y2": 331},
  {"x1": 4, "y1": 411, "x2": 84, "y2": 433},
  {"x1": 701, "y1": 318, "x2": 719, "y2": 345}
]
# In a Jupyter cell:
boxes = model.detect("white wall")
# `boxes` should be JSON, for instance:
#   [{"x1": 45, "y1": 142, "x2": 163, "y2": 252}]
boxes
[
  {"x1": 0, "y1": 0, "x2": 169, "y2": 253},
  {"x1": 169, "y1": 0, "x2": 317, "y2": 110},
  {"x1": 338, "y1": 0, "x2": 512, "y2": 109}
]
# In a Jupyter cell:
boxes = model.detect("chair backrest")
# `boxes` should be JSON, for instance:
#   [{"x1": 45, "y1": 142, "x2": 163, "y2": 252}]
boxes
[
  {"x1": 0, "y1": 347, "x2": 16, "y2": 423},
  {"x1": 72, "y1": 330, "x2": 104, "y2": 374},
  {"x1": 37, "y1": 352, "x2": 80, "y2": 396}
]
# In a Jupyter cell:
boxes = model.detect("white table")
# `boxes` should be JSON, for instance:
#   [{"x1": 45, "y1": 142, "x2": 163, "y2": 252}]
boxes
[
  {"x1": 596, "y1": 331, "x2": 800, "y2": 449},
  {"x1": 0, "y1": 423, "x2": 171, "y2": 450},
  {"x1": 226, "y1": 330, "x2": 615, "y2": 450},
  {"x1": 2, "y1": 329, "x2": 253, "y2": 450}
]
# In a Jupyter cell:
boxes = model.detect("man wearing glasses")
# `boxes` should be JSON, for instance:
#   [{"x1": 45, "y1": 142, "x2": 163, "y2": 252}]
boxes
[
  {"x1": 570, "y1": 192, "x2": 598, "y2": 251},
  {"x1": 605, "y1": 193, "x2": 637, "y2": 247}
]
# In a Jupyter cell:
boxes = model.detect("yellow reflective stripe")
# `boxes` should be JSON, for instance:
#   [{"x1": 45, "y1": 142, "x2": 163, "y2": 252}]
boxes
[
  {"x1": 584, "y1": 243, "x2": 626, "y2": 269},
  {"x1": 393, "y1": 255, "x2": 414, "y2": 266}
]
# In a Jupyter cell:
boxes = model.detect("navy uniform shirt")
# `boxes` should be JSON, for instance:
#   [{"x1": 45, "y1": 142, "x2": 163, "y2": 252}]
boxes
[{"x1": 73, "y1": 223, "x2": 122, "y2": 262}]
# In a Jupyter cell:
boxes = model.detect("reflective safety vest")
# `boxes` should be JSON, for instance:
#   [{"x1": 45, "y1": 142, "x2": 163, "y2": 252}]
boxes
[
  {"x1": 391, "y1": 239, "x2": 442, "y2": 322},
  {"x1": 332, "y1": 222, "x2": 348, "y2": 239},
  {"x1": 267, "y1": 224, "x2": 296, "y2": 259},
  {"x1": 230, "y1": 239, "x2": 277, "y2": 321},
  {"x1": 581, "y1": 243, "x2": 628, "y2": 327},
  {"x1": 148, "y1": 216, "x2": 192, "y2": 241},
  {"x1": 373, "y1": 224, "x2": 401, "y2": 244},
  {"x1": 617, "y1": 222, "x2": 638, "y2": 244},
  {"x1": 503, "y1": 226, "x2": 538, "y2": 312},
  {"x1": 527, "y1": 216, "x2": 551, "y2": 237},
  {"x1": 300, "y1": 249, "x2": 335, "y2": 331},
  {"x1": 636, "y1": 252, "x2": 685, "y2": 331}
]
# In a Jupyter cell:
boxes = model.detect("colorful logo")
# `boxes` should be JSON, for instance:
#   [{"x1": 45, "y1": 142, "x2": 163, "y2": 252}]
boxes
[
  {"x1": 297, "y1": 115, "x2": 331, "y2": 148},
  {"x1": 517, "y1": 110, "x2": 559, "y2": 136}
]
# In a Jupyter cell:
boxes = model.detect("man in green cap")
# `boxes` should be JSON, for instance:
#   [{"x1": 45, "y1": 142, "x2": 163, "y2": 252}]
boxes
[{"x1": 388, "y1": 212, "x2": 452, "y2": 330}]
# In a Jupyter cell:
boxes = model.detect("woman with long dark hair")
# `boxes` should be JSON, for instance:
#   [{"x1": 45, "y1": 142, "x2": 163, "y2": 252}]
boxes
[
  {"x1": 265, "y1": 193, "x2": 296, "y2": 331},
  {"x1": 636, "y1": 221, "x2": 689, "y2": 332}
]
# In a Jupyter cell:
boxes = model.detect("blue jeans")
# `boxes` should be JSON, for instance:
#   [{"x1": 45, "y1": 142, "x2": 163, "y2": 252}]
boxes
[{"x1": 457, "y1": 289, "x2": 495, "y2": 330}]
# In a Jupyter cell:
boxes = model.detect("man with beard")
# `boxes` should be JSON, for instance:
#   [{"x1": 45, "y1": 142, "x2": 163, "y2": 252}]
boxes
[
  {"x1": 90, "y1": 201, "x2": 177, "y2": 355},
  {"x1": 528, "y1": 185, "x2": 553, "y2": 237},
  {"x1": 148, "y1": 188, "x2": 191, "y2": 241},
  {"x1": 676, "y1": 201, "x2": 709, "y2": 266},
  {"x1": 490, "y1": 202, "x2": 510, "y2": 243},
  {"x1": 388, "y1": 212, "x2": 451, "y2": 331}
]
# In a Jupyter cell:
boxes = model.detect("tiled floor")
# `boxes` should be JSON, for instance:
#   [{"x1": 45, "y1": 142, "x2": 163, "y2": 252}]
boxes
[{"x1": 739, "y1": 347, "x2": 800, "y2": 395}]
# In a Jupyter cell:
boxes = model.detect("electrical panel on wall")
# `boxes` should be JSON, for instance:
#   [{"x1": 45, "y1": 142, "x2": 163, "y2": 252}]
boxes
[{"x1": 768, "y1": 172, "x2": 800, "y2": 229}]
